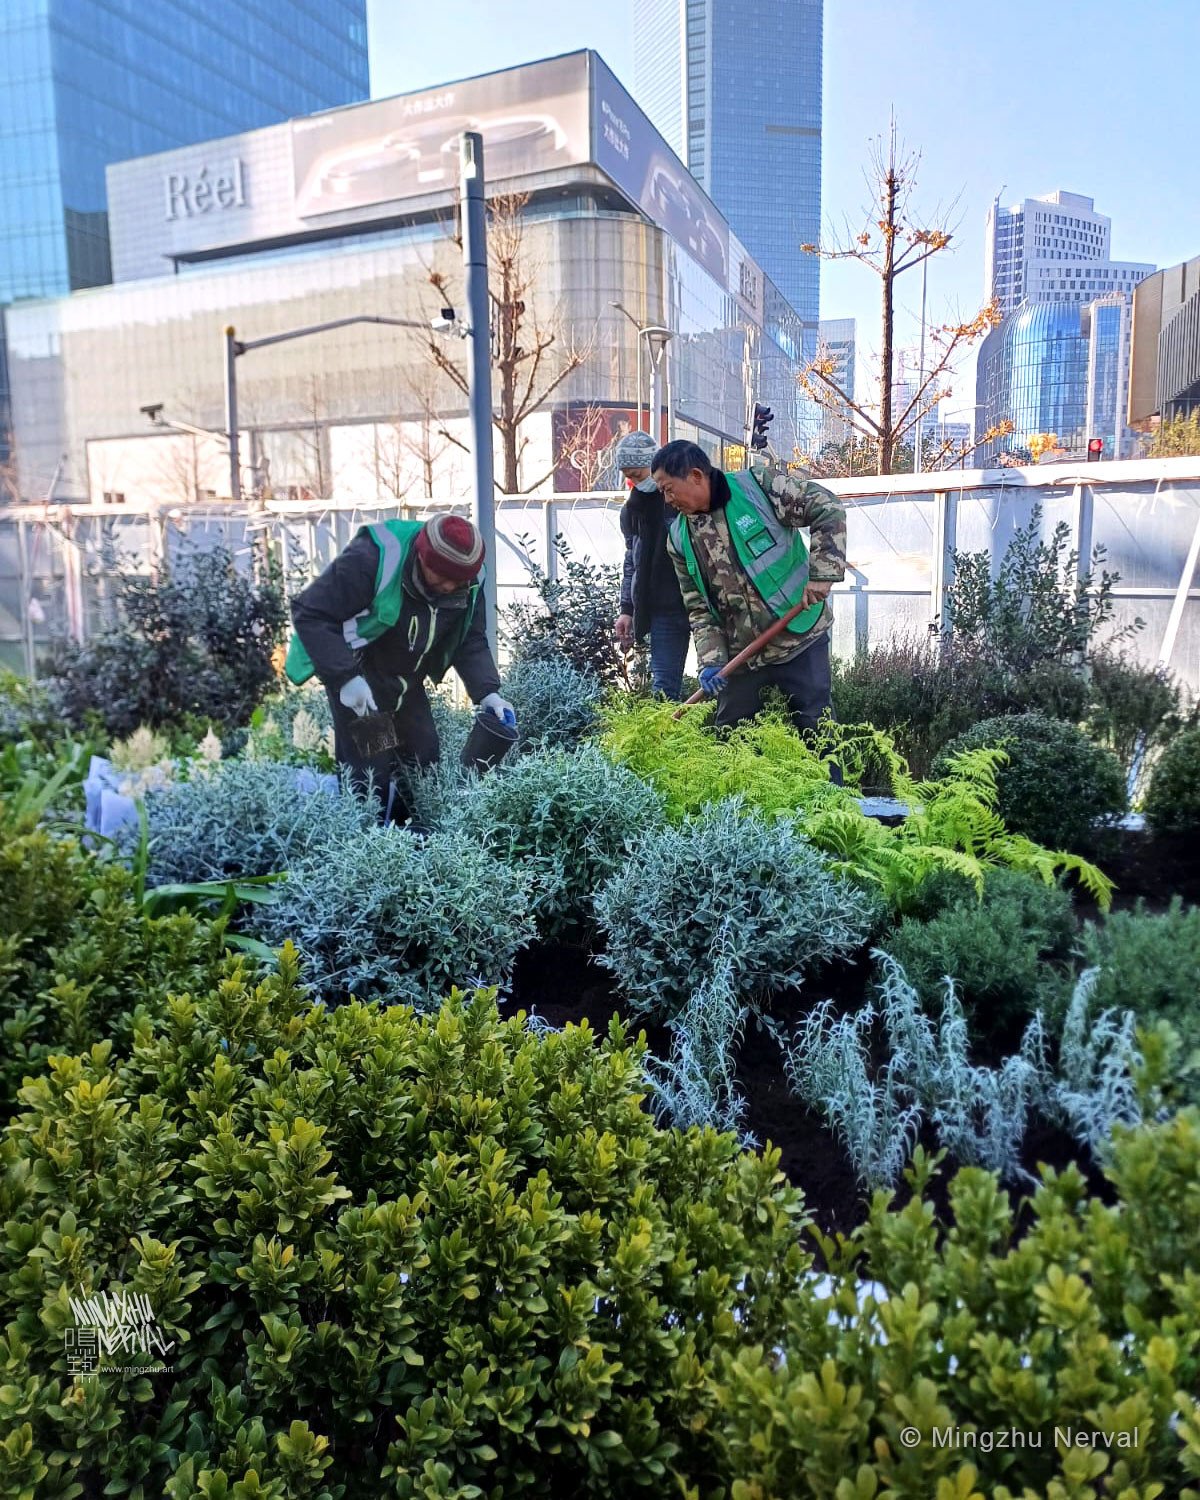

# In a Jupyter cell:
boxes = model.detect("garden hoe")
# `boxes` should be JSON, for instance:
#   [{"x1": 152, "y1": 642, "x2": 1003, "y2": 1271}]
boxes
[{"x1": 673, "y1": 598, "x2": 812, "y2": 718}]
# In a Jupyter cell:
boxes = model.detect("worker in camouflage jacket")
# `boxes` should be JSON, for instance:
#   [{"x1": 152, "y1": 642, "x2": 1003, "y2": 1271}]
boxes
[{"x1": 652, "y1": 438, "x2": 846, "y2": 734}]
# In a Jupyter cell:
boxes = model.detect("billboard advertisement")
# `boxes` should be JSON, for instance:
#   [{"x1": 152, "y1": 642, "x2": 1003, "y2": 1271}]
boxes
[
  {"x1": 590, "y1": 56, "x2": 730, "y2": 293},
  {"x1": 292, "y1": 54, "x2": 591, "y2": 219},
  {"x1": 552, "y1": 404, "x2": 644, "y2": 493}
]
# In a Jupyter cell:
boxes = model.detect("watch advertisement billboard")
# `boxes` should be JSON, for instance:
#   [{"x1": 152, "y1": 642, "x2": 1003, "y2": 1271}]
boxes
[{"x1": 292, "y1": 54, "x2": 591, "y2": 219}]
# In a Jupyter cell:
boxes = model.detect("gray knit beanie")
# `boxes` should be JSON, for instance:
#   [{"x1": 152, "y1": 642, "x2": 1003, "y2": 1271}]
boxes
[{"x1": 614, "y1": 429, "x2": 659, "y2": 469}]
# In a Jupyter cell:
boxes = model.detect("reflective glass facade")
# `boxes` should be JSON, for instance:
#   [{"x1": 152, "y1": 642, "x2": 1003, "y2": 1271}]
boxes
[
  {"x1": 0, "y1": 0, "x2": 368, "y2": 303},
  {"x1": 7, "y1": 208, "x2": 811, "y2": 502},
  {"x1": 976, "y1": 297, "x2": 1137, "y2": 460},
  {"x1": 633, "y1": 0, "x2": 822, "y2": 343}
]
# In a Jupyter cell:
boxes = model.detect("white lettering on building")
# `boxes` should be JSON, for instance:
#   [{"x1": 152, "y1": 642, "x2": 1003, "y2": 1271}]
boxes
[{"x1": 165, "y1": 159, "x2": 248, "y2": 221}]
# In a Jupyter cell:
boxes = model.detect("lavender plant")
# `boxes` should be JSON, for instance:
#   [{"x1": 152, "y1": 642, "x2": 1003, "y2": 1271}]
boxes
[{"x1": 133, "y1": 759, "x2": 376, "y2": 885}]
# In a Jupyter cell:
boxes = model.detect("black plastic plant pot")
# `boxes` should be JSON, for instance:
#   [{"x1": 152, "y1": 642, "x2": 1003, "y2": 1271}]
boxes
[{"x1": 461, "y1": 709, "x2": 518, "y2": 773}]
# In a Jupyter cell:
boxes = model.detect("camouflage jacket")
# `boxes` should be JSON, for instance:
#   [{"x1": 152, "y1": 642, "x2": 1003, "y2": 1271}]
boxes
[{"x1": 667, "y1": 463, "x2": 847, "y2": 671}]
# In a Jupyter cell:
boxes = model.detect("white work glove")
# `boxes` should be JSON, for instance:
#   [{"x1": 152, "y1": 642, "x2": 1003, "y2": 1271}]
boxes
[
  {"x1": 480, "y1": 692, "x2": 517, "y2": 728},
  {"x1": 338, "y1": 675, "x2": 378, "y2": 717}
]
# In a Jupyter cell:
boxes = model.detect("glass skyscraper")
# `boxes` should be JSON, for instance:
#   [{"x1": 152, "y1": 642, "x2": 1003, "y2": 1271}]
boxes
[
  {"x1": 633, "y1": 0, "x2": 822, "y2": 345},
  {"x1": 976, "y1": 296, "x2": 1137, "y2": 461},
  {"x1": 0, "y1": 0, "x2": 368, "y2": 304}
]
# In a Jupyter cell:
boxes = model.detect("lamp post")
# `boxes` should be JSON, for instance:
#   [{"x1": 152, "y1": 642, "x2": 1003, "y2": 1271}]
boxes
[
  {"x1": 642, "y1": 326, "x2": 673, "y2": 448},
  {"x1": 459, "y1": 131, "x2": 497, "y2": 653},
  {"x1": 611, "y1": 300, "x2": 646, "y2": 431}
]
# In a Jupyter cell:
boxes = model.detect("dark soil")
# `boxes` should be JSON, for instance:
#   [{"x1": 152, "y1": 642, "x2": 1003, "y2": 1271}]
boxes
[
  {"x1": 1080, "y1": 828, "x2": 1200, "y2": 915},
  {"x1": 506, "y1": 830, "x2": 1182, "y2": 1237}
]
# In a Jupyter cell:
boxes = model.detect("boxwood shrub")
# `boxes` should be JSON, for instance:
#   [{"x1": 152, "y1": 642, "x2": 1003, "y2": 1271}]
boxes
[
  {"x1": 1144, "y1": 725, "x2": 1200, "y2": 836},
  {"x1": 0, "y1": 958, "x2": 810, "y2": 1499},
  {"x1": 1, "y1": 955, "x2": 1198, "y2": 1497},
  {"x1": 935, "y1": 710, "x2": 1127, "y2": 850}
]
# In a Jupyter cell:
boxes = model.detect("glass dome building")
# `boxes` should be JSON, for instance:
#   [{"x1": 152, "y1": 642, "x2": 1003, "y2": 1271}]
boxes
[{"x1": 976, "y1": 301, "x2": 1089, "y2": 459}]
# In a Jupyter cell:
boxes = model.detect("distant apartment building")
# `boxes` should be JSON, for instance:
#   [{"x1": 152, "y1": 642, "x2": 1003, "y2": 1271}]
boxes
[{"x1": 984, "y1": 190, "x2": 1152, "y2": 318}]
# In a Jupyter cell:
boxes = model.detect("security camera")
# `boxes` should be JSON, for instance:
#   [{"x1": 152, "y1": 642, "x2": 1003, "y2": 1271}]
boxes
[{"x1": 140, "y1": 403, "x2": 164, "y2": 424}]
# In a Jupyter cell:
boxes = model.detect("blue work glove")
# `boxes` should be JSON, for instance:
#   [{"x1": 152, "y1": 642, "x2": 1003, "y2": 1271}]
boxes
[
  {"x1": 480, "y1": 692, "x2": 517, "y2": 728},
  {"x1": 699, "y1": 664, "x2": 726, "y2": 697}
]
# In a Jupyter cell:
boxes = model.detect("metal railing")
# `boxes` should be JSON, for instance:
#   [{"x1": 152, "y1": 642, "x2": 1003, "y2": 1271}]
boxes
[{"x1": 3, "y1": 456, "x2": 1199, "y2": 693}]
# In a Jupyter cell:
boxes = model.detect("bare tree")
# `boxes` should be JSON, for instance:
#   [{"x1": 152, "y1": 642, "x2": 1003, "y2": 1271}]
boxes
[
  {"x1": 0, "y1": 429, "x2": 22, "y2": 504},
  {"x1": 554, "y1": 404, "x2": 611, "y2": 492},
  {"x1": 800, "y1": 126, "x2": 1009, "y2": 475},
  {"x1": 423, "y1": 192, "x2": 591, "y2": 494}
]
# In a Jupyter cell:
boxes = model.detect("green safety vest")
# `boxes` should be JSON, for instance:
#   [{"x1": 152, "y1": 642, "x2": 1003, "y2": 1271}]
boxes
[
  {"x1": 670, "y1": 469, "x2": 825, "y2": 637},
  {"x1": 284, "y1": 519, "x2": 482, "y2": 687}
]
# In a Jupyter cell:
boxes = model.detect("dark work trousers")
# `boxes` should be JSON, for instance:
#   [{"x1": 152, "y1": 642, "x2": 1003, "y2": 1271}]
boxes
[
  {"x1": 325, "y1": 678, "x2": 440, "y2": 824},
  {"x1": 714, "y1": 633, "x2": 843, "y2": 784},
  {"x1": 648, "y1": 610, "x2": 691, "y2": 700}
]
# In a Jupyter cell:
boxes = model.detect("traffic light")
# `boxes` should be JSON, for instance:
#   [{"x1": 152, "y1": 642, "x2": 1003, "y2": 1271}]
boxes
[
  {"x1": 1087, "y1": 437, "x2": 1103, "y2": 460},
  {"x1": 751, "y1": 403, "x2": 774, "y2": 451}
]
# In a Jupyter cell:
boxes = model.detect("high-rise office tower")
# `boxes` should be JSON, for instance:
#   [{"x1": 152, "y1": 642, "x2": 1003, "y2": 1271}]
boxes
[
  {"x1": 0, "y1": 1, "x2": 368, "y2": 304},
  {"x1": 985, "y1": 190, "x2": 1153, "y2": 319},
  {"x1": 633, "y1": 0, "x2": 822, "y2": 342},
  {"x1": 978, "y1": 189, "x2": 1153, "y2": 461}
]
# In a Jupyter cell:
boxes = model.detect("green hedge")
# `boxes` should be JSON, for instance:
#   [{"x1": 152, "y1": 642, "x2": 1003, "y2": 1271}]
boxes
[{"x1": 2, "y1": 956, "x2": 1198, "y2": 1496}]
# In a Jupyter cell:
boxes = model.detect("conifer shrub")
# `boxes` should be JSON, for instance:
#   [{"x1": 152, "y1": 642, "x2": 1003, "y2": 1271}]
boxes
[
  {"x1": 259, "y1": 827, "x2": 535, "y2": 1004},
  {"x1": 453, "y1": 745, "x2": 664, "y2": 940},
  {"x1": 935, "y1": 711, "x2": 1127, "y2": 851}
]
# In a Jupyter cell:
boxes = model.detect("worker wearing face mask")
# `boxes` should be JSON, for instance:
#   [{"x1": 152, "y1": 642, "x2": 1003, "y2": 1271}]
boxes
[{"x1": 612, "y1": 430, "x2": 691, "y2": 699}]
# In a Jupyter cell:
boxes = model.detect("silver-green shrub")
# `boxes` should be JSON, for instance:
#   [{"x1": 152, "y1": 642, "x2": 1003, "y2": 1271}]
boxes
[
  {"x1": 452, "y1": 744, "x2": 664, "y2": 940},
  {"x1": 136, "y1": 759, "x2": 377, "y2": 884},
  {"x1": 786, "y1": 954, "x2": 1142, "y2": 1187},
  {"x1": 260, "y1": 825, "x2": 535, "y2": 1004},
  {"x1": 594, "y1": 799, "x2": 877, "y2": 1022},
  {"x1": 502, "y1": 656, "x2": 602, "y2": 752}
]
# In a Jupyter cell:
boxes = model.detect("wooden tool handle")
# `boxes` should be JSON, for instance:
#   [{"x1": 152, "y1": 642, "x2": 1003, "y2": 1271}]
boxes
[{"x1": 673, "y1": 598, "x2": 812, "y2": 718}]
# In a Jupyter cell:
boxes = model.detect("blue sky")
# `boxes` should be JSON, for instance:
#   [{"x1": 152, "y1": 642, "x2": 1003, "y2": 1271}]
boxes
[{"x1": 368, "y1": 0, "x2": 1198, "y2": 417}]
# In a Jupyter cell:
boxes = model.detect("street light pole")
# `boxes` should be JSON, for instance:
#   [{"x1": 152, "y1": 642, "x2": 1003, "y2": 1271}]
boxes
[
  {"x1": 611, "y1": 300, "x2": 646, "y2": 432},
  {"x1": 642, "y1": 326, "x2": 672, "y2": 449},
  {"x1": 912, "y1": 254, "x2": 928, "y2": 475},
  {"x1": 224, "y1": 326, "x2": 241, "y2": 504},
  {"x1": 460, "y1": 130, "x2": 497, "y2": 655}
]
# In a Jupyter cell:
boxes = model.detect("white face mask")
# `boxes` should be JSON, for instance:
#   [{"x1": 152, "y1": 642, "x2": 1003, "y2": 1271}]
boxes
[{"x1": 634, "y1": 476, "x2": 660, "y2": 494}]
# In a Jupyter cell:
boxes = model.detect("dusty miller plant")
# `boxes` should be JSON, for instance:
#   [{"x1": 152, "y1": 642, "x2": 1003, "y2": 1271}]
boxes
[
  {"x1": 261, "y1": 826, "x2": 535, "y2": 1005},
  {"x1": 1052, "y1": 967, "x2": 1143, "y2": 1153}
]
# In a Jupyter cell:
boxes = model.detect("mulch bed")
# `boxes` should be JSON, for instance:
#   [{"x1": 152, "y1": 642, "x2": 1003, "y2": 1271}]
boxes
[{"x1": 506, "y1": 828, "x2": 1185, "y2": 1237}]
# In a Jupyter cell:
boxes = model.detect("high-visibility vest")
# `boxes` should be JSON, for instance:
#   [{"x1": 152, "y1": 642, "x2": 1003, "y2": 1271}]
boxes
[
  {"x1": 284, "y1": 519, "x2": 481, "y2": 686},
  {"x1": 670, "y1": 469, "x2": 825, "y2": 636}
]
